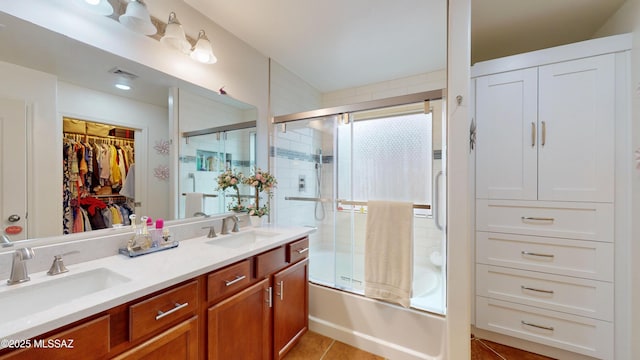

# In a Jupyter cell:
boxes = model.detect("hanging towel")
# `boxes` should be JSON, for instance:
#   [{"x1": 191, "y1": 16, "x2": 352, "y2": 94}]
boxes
[
  {"x1": 364, "y1": 200, "x2": 414, "y2": 308},
  {"x1": 185, "y1": 192, "x2": 204, "y2": 217}
]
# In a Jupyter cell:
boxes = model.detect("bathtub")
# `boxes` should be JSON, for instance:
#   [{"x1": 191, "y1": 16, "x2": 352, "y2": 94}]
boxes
[
  {"x1": 308, "y1": 250, "x2": 445, "y2": 360},
  {"x1": 309, "y1": 284, "x2": 445, "y2": 360}
]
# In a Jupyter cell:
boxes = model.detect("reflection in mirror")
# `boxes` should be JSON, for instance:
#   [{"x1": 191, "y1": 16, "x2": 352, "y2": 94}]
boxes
[
  {"x1": 179, "y1": 122, "x2": 257, "y2": 219},
  {"x1": 0, "y1": 11, "x2": 258, "y2": 239}
]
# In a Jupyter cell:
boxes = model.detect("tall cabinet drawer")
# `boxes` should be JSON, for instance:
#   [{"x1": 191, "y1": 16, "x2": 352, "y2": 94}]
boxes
[
  {"x1": 476, "y1": 200, "x2": 613, "y2": 241},
  {"x1": 476, "y1": 232, "x2": 613, "y2": 281},
  {"x1": 476, "y1": 297, "x2": 613, "y2": 359},
  {"x1": 476, "y1": 264, "x2": 613, "y2": 321}
]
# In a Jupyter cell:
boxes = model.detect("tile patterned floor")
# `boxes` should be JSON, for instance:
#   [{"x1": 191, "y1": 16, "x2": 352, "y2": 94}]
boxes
[{"x1": 284, "y1": 331, "x2": 556, "y2": 360}]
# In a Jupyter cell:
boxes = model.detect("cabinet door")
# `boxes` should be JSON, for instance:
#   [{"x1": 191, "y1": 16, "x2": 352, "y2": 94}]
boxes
[
  {"x1": 538, "y1": 54, "x2": 615, "y2": 202},
  {"x1": 273, "y1": 259, "x2": 309, "y2": 360},
  {"x1": 475, "y1": 68, "x2": 538, "y2": 200},
  {"x1": 113, "y1": 316, "x2": 198, "y2": 360},
  {"x1": 207, "y1": 278, "x2": 271, "y2": 360}
]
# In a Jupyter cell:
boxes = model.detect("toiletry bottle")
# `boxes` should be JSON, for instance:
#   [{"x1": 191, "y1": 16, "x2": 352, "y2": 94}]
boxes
[
  {"x1": 127, "y1": 214, "x2": 138, "y2": 252},
  {"x1": 139, "y1": 216, "x2": 152, "y2": 250},
  {"x1": 153, "y1": 218, "x2": 164, "y2": 246}
]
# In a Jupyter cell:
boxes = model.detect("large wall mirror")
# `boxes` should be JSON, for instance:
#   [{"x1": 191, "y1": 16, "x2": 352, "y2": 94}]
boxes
[{"x1": 0, "y1": 11, "x2": 257, "y2": 241}]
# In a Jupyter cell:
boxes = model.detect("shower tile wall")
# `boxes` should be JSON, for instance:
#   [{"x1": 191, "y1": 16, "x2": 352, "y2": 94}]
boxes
[{"x1": 273, "y1": 126, "x2": 330, "y2": 239}]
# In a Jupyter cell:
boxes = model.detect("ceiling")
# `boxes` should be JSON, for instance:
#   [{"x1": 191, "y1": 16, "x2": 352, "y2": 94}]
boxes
[
  {"x1": 0, "y1": 0, "x2": 627, "y2": 107},
  {"x1": 186, "y1": 0, "x2": 627, "y2": 92}
]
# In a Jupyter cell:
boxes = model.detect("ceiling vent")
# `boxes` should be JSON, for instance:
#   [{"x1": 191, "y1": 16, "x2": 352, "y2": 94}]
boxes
[{"x1": 108, "y1": 67, "x2": 139, "y2": 80}]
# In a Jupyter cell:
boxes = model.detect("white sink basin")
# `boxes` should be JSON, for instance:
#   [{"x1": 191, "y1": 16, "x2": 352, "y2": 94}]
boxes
[
  {"x1": 0, "y1": 268, "x2": 131, "y2": 323},
  {"x1": 206, "y1": 229, "x2": 281, "y2": 248}
]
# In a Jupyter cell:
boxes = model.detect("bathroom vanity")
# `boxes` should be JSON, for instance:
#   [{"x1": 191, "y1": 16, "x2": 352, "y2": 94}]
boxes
[{"x1": 0, "y1": 224, "x2": 311, "y2": 360}]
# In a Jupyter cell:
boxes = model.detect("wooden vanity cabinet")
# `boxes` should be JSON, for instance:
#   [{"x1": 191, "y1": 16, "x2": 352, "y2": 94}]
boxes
[
  {"x1": 273, "y1": 258, "x2": 309, "y2": 360},
  {"x1": 0, "y1": 315, "x2": 111, "y2": 360},
  {"x1": 112, "y1": 316, "x2": 199, "y2": 360},
  {"x1": 206, "y1": 236, "x2": 309, "y2": 360},
  {"x1": 0, "y1": 236, "x2": 309, "y2": 360},
  {"x1": 207, "y1": 278, "x2": 272, "y2": 360}
]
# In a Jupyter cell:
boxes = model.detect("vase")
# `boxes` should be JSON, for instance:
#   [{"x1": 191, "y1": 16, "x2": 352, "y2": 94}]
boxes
[{"x1": 249, "y1": 216, "x2": 264, "y2": 227}]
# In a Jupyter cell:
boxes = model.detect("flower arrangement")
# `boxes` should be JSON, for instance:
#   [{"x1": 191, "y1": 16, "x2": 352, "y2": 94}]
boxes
[
  {"x1": 243, "y1": 168, "x2": 277, "y2": 217},
  {"x1": 216, "y1": 168, "x2": 245, "y2": 212}
]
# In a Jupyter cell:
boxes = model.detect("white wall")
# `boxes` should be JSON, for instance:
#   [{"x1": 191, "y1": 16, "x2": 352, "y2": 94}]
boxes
[
  {"x1": 0, "y1": 61, "x2": 58, "y2": 237},
  {"x1": 322, "y1": 69, "x2": 446, "y2": 107},
  {"x1": 58, "y1": 81, "x2": 170, "y2": 223}
]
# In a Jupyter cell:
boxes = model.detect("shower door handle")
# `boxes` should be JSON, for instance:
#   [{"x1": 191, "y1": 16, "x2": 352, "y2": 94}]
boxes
[{"x1": 434, "y1": 171, "x2": 444, "y2": 231}]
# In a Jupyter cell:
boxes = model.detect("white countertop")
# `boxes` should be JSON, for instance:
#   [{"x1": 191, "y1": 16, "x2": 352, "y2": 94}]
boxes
[{"x1": 0, "y1": 225, "x2": 313, "y2": 345}]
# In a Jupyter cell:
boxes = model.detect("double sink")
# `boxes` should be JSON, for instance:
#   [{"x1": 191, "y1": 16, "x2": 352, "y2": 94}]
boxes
[{"x1": 0, "y1": 228, "x2": 282, "y2": 324}]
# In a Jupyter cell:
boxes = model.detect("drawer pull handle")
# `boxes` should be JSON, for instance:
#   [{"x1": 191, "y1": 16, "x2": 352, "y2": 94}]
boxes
[
  {"x1": 521, "y1": 251, "x2": 555, "y2": 259},
  {"x1": 225, "y1": 275, "x2": 247, "y2": 287},
  {"x1": 521, "y1": 285, "x2": 554, "y2": 294},
  {"x1": 155, "y1": 302, "x2": 189, "y2": 320},
  {"x1": 521, "y1": 216, "x2": 554, "y2": 223},
  {"x1": 521, "y1": 320, "x2": 554, "y2": 332},
  {"x1": 266, "y1": 287, "x2": 273, "y2": 308},
  {"x1": 296, "y1": 247, "x2": 309, "y2": 254}
]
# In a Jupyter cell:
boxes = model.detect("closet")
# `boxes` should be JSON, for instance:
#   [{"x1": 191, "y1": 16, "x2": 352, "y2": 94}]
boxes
[
  {"x1": 63, "y1": 117, "x2": 135, "y2": 234},
  {"x1": 471, "y1": 34, "x2": 630, "y2": 360}
]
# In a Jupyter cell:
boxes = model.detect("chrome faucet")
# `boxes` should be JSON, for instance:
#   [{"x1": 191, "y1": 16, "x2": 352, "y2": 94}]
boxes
[
  {"x1": 7, "y1": 248, "x2": 35, "y2": 285},
  {"x1": 202, "y1": 225, "x2": 217, "y2": 238},
  {"x1": 193, "y1": 212, "x2": 210, "y2": 218},
  {"x1": 221, "y1": 215, "x2": 240, "y2": 235}
]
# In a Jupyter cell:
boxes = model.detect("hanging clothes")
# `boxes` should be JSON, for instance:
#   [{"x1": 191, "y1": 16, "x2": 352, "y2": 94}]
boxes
[{"x1": 63, "y1": 125, "x2": 135, "y2": 233}]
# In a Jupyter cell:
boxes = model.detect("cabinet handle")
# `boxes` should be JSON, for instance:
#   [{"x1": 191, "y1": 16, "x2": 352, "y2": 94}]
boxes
[
  {"x1": 277, "y1": 281, "x2": 284, "y2": 300},
  {"x1": 224, "y1": 275, "x2": 247, "y2": 287},
  {"x1": 296, "y1": 247, "x2": 309, "y2": 254},
  {"x1": 521, "y1": 320, "x2": 554, "y2": 332},
  {"x1": 521, "y1": 216, "x2": 554, "y2": 223},
  {"x1": 266, "y1": 287, "x2": 273, "y2": 308},
  {"x1": 155, "y1": 302, "x2": 189, "y2": 320},
  {"x1": 541, "y1": 121, "x2": 546, "y2": 146},
  {"x1": 521, "y1": 285, "x2": 554, "y2": 294},
  {"x1": 521, "y1": 251, "x2": 555, "y2": 259},
  {"x1": 531, "y1": 122, "x2": 536, "y2": 147}
]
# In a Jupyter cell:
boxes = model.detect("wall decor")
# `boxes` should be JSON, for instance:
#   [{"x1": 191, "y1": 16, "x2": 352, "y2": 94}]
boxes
[{"x1": 154, "y1": 165, "x2": 170, "y2": 181}]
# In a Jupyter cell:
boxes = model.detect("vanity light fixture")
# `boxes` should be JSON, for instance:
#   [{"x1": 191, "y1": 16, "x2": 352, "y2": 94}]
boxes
[
  {"x1": 119, "y1": 0, "x2": 157, "y2": 35},
  {"x1": 72, "y1": 0, "x2": 114, "y2": 16},
  {"x1": 190, "y1": 30, "x2": 218, "y2": 64},
  {"x1": 160, "y1": 12, "x2": 191, "y2": 54}
]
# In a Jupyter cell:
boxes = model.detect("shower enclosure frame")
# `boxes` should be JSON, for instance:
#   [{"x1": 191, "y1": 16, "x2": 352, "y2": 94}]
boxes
[{"x1": 272, "y1": 89, "x2": 446, "y2": 313}]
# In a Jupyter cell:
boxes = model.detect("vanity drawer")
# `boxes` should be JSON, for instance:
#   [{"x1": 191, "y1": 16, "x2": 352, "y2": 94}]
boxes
[
  {"x1": 0, "y1": 315, "x2": 110, "y2": 360},
  {"x1": 475, "y1": 297, "x2": 613, "y2": 359},
  {"x1": 207, "y1": 259, "x2": 252, "y2": 303},
  {"x1": 255, "y1": 246, "x2": 286, "y2": 279},
  {"x1": 476, "y1": 232, "x2": 613, "y2": 281},
  {"x1": 287, "y1": 237, "x2": 309, "y2": 264},
  {"x1": 129, "y1": 280, "x2": 198, "y2": 342},
  {"x1": 476, "y1": 264, "x2": 613, "y2": 321},
  {"x1": 476, "y1": 199, "x2": 613, "y2": 241}
]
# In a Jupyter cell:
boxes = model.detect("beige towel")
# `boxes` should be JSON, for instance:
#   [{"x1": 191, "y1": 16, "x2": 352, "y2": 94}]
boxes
[
  {"x1": 185, "y1": 192, "x2": 204, "y2": 217},
  {"x1": 364, "y1": 200, "x2": 414, "y2": 307}
]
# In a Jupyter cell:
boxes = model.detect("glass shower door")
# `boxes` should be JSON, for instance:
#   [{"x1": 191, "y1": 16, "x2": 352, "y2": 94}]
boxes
[{"x1": 272, "y1": 116, "x2": 342, "y2": 287}]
